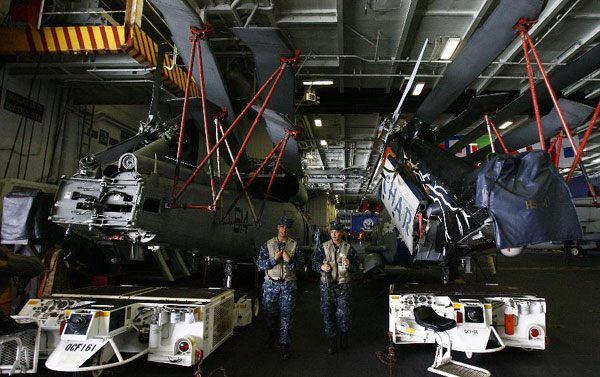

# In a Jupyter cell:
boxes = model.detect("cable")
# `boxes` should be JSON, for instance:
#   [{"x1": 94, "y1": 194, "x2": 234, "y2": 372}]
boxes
[
  {"x1": 3, "y1": 116, "x2": 24, "y2": 178},
  {"x1": 23, "y1": 79, "x2": 43, "y2": 179},
  {"x1": 40, "y1": 83, "x2": 60, "y2": 181},
  {"x1": 46, "y1": 83, "x2": 72, "y2": 183},
  {"x1": 164, "y1": 46, "x2": 178, "y2": 70}
]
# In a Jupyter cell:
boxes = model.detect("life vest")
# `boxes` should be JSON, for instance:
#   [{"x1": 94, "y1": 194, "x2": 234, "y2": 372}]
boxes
[
  {"x1": 320, "y1": 240, "x2": 351, "y2": 284},
  {"x1": 265, "y1": 237, "x2": 297, "y2": 281}
]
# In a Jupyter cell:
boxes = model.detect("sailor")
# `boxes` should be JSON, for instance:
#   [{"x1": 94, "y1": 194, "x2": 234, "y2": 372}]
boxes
[
  {"x1": 313, "y1": 221, "x2": 359, "y2": 354},
  {"x1": 257, "y1": 216, "x2": 304, "y2": 360}
]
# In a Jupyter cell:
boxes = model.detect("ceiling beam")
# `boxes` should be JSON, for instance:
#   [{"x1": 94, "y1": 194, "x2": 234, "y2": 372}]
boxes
[
  {"x1": 429, "y1": 0, "x2": 494, "y2": 89},
  {"x1": 563, "y1": 68, "x2": 600, "y2": 96},
  {"x1": 384, "y1": 0, "x2": 417, "y2": 94},
  {"x1": 519, "y1": 22, "x2": 600, "y2": 93},
  {"x1": 305, "y1": 168, "x2": 366, "y2": 175},
  {"x1": 308, "y1": 178, "x2": 362, "y2": 184},
  {"x1": 336, "y1": 0, "x2": 345, "y2": 93},
  {"x1": 276, "y1": 9, "x2": 337, "y2": 24},
  {"x1": 473, "y1": 0, "x2": 573, "y2": 94}
]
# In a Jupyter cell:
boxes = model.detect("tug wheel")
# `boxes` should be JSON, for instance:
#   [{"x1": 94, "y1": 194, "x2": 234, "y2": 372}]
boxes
[
  {"x1": 570, "y1": 246, "x2": 583, "y2": 256},
  {"x1": 252, "y1": 297, "x2": 260, "y2": 319}
]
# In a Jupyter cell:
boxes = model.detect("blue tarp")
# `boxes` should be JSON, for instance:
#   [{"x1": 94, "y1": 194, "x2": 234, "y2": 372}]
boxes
[{"x1": 475, "y1": 151, "x2": 582, "y2": 248}]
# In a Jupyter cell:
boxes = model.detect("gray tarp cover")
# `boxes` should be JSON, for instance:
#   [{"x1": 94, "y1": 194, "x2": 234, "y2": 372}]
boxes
[
  {"x1": 1, "y1": 191, "x2": 57, "y2": 242},
  {"x1": 475, "y1": 151, "x2": 582, "y2": 248}
]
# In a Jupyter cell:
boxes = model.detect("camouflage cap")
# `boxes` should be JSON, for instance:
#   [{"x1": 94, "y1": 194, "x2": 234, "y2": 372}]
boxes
[
  {"x1": 279, "y1": 216, "x2": 294, "y2": 227},
  {"x1": 330, "y1": 221, "x2": 344, "y2": 231}
]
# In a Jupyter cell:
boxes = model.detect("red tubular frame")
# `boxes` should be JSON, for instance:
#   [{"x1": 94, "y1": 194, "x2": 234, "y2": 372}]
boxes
[
  {"x1": 172, "y1": 33, "x2": 199, "y2": 198},
  {"x1": 516, "y1": 18, "x2": 597, "y2": 203},
  {"x1": 517, "y1": 24, "x2": 546, "y2": 150},
  {"x1": 555, "y1": 131, "x2": 564, "y2": 167},
  {"x1": 222, "y1": 136, "x2": 286, "y2": 221},
  {"x1": 172, "y1": 63, "x2": 286, "y2": 203},
  {"x1": 194, "y1": 29, "x2": 216, "y2": 202},
  {"x1": 211, "y1": 61, "x2": 289, "y2": 206},
  {"x1": 567, "y1": 102, "x2": 600, "y2": 182},
  {"x1": 167, "y1": 30, "x2": 299, "y2": 211},
  {"x1": 525, "y1": 33, "x2": 579, "y2": 153}
]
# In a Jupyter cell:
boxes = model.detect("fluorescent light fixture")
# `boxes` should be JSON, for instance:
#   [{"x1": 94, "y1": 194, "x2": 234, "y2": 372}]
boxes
[
  {"x1": 440, "y1": 37, "x2": 461, "y2": 60},
  {"x1": 302, "y1": 80, "x2": 334, "y2": 86},
  {"x1": 412, "y1": 82, "x2": 425, "y2": 96},
  {"x1": 499, "y1": 121, "x2": 513, "y2": 130},
  {"x1": 314, "y1": 119, "x2": 322, "y2": 127},
  {"x1": 592, "y1": 158, "x2": 600, "y2": 164},
  {"x1": 320, "y1": 140, "x2": 328, "y2": 146},
  {"x1": 469, "y1": 143, "x2": 478, "y2": 146}
]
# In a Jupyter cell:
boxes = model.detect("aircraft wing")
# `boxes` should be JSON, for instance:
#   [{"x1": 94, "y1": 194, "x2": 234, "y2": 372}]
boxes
[
  {"x1": 231, "y1": 27, "x2": 296, "y2": 124},
  {"x1": 258, "y1": 107, "x2": 303, "y2": 176},
  {"x1": 464, "y1": 99, "x2": 595, "y2": 164},
  {"x1": 414, "y1": 0, "x2": 545, "y2": 124},
  {"x1": 233, "y1": 27, "x2": 302, "y2": 176},
  {"x1": 434, "y1": 93, "x2": 510, "y2": 141},
  {"x1": 149, "y1": 0, "x2": 236, "y2": 123}
]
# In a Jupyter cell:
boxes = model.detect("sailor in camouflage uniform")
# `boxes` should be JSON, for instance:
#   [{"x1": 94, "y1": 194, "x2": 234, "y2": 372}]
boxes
[
  {"x1": 257, "y1": 216, "x2": 304, "y2": 360},
  {"x1": 313, "y1": 221, "x2": 359, "y2": 354}
]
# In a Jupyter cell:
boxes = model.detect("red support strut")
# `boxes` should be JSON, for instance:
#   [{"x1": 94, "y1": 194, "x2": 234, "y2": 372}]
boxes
[
  {"x1": 567, "y1": 102, "x2": 600, "y2": 183},
  {"x1": 259, "y1": 130, "x2": 298, "y2": 218},
  {"x1": 172, "y1": 29, "x2": 200, "y2": 199},
  {"x1": 515, "y1": 18, "x2": 545, "y2": 151}
]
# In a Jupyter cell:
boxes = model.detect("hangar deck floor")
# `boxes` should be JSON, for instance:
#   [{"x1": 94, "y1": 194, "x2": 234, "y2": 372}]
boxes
[{"x1": 40, "y1": 249, "x2": 600, "y2": 377}]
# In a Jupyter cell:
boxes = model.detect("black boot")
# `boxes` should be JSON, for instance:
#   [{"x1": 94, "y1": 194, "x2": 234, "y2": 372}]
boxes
[
  {"x1": 340, "y1": 332, "x2": 348, "y2": 350},
  {"x1": 281, "y1": 343, "x2": 291, "y2": 360},
  {"x1": 327, "y1": 336, "x2": 337, "y2": 355},
  {"x1": 265, "y1": 332, "x2": 277, "y2": 349}
]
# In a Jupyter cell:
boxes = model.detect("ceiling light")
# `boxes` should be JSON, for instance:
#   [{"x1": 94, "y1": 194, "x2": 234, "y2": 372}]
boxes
[
  {"x1": 469, "y1": 143, "x2": 478, "y2": 146},
  {"x1": 499, "y1": 121, "x2": 513, "y2": 129},
  {"x1": 314, "y1": 119, "x2": 322, "y2": 127},
  {"x1": 320, "y1": 140, "x2": 328, "y2": 146},
  {"x1": 307, "y1": 153, "x2": 313, "y2": 159},
  {"x1": 440, "y1": 37, "x2": 461, "y2": 60},
  {"x1": 302, "y1": 80, "x2": 334, "y2": 86},
  {"x1": 412, "y1": 82, "x2": 425, "y2": 96},
  {"x1": 592, "y1": 158, "x2": 600, "y2": 164}
]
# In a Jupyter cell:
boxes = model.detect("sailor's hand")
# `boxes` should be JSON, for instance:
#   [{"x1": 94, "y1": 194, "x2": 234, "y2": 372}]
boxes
[
  {"x1": 321, "y1": 262, "x2": 332, "y2": 272},
  {"x1": 274, "y1": 250, "x2": 283, "y2": 261},
  {"x1": 282, "y1": 251, "x2": 291, "y2": 263},
  {"x1": 343, "y1": 258, "x2": 350, "y2": 268}
]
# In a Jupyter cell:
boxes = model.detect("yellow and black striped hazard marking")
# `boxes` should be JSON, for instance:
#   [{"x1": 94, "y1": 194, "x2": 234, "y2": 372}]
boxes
[{"x1": 0, "y1": 25, "x2": 198, "y2": 97}]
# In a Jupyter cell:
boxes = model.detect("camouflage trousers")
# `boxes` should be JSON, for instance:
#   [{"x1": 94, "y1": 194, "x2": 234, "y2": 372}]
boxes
[
  {"x1": 319, "y1": 282, "x2": 352, "y2": 338},
  {"x1": 262, "y1": 280, "x2": 297, "y2": 345}
]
